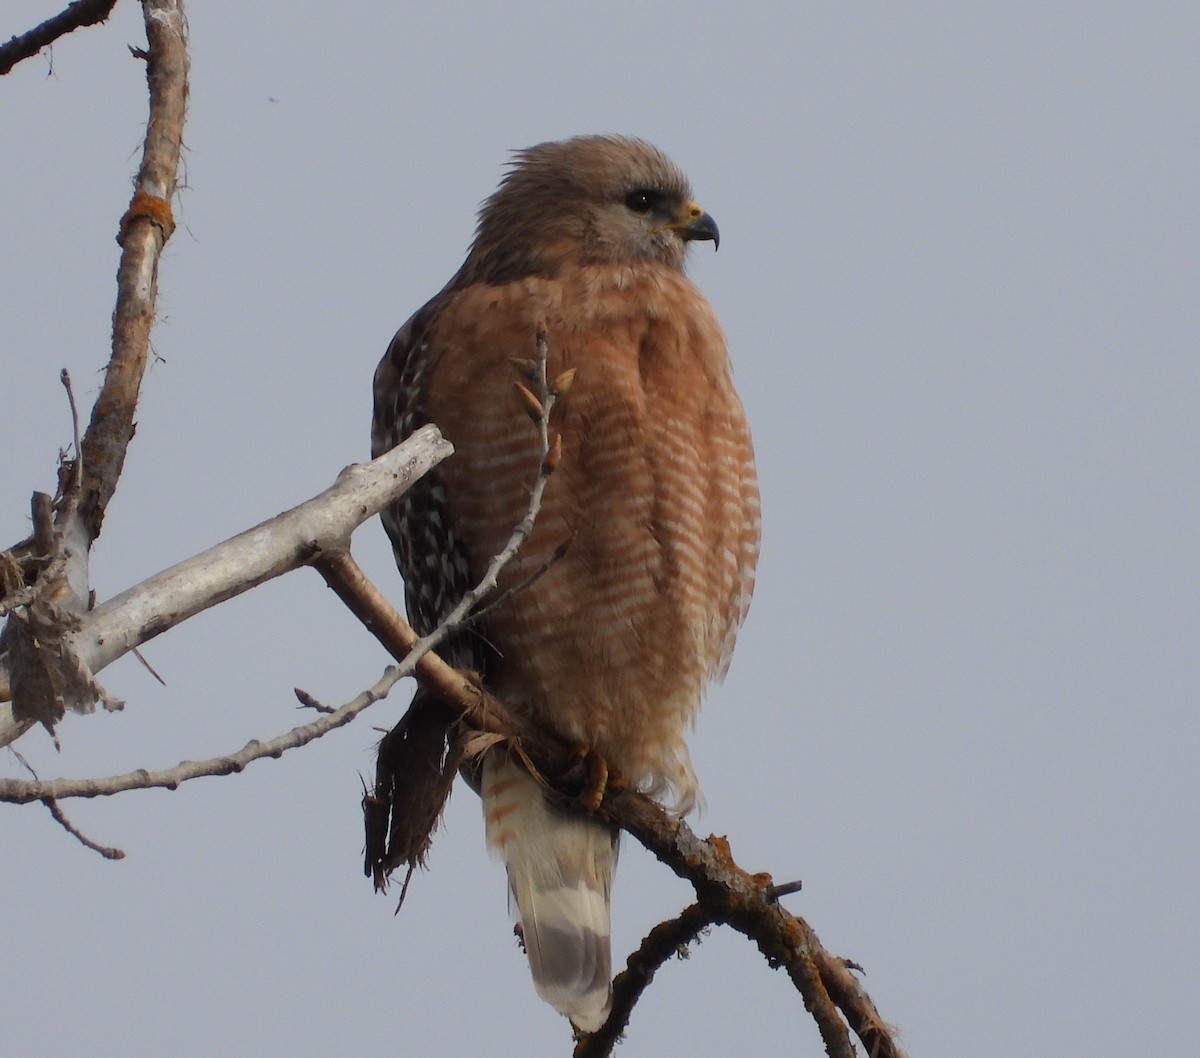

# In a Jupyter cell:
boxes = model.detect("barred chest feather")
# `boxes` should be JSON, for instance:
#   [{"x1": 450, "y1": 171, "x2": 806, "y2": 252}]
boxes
[{"x1": 401, "y1": 264, "x2": 760, "y2": 810}]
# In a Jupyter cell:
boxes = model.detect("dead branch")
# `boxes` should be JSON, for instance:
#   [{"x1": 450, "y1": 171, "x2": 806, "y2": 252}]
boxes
[
  {"x1": 8, "y1": 746, "x2": 124, "y2": 856},
  {"x1": 575, "y1": 902, "x2": 716, "y2": 1057},
  {"x1": 0, "y1": 427, "x2": 452, "y2": 748},
  {"x1": 77, "y1": 0, "x2": 188, "y2": 544},
  {"x1": 811, "y1": 949, "x2": 902, "y2": 1058},
  {"x1": 589, "y1": 796, "x2": 862, "y2": 1058},
  {"x1": 0, "y1": 0, "x2": 191, "y2": 745},
  {"x1": 41, "y1": 796, "x2": 125, "y2": 859},
  {"x1": 314, "y1": 551, "x2": 501, "y2": 734},
  {"x1": 0, "y1": 664, "x2": 409, "y2": 803},
  {"x1": 0, "y1": 0, "x2": 118, "y2": 76}
]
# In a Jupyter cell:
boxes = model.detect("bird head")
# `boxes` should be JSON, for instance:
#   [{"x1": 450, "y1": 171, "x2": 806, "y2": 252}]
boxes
[{"x1": 465, "y1": 135, "x2": 718, "y2": 282}]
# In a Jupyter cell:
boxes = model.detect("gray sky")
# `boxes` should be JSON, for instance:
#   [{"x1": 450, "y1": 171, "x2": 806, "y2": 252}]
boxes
[{"x1": 3, "y1": 2, "x2": 1197, "y2": 1055}]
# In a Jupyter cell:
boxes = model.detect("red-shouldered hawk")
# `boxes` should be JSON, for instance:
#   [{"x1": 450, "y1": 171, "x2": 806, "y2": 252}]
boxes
[{"x1": 372, "y1": 135, "x2": 759, "y2": 1032}]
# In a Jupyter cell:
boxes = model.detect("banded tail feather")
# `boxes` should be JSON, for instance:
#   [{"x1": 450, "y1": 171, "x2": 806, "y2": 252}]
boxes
[{"x1": 481, "y1": 752, "x2": 617, "y2": 1032}]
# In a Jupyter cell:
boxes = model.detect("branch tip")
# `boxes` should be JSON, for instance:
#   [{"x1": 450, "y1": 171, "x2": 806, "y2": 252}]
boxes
[
  {"x1": 41, "y1": 796, "x2": 125, "y2": 860},
  {"x1": 0, "y1": 0, "x2": 119, "y2": 77},
  {"x1": 767, "y1": 878, "x2": 803, "y2": 901}
]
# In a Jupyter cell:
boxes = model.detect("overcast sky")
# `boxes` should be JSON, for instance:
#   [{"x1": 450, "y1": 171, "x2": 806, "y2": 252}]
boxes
[{"x1": 3, "y1": 3, "x2": 1197, "y2": 1056}]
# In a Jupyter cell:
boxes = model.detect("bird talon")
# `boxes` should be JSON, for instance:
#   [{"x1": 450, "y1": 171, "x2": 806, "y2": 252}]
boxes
[{"x1": 580, "y1": 750, "x2": 609, "y2": 813}]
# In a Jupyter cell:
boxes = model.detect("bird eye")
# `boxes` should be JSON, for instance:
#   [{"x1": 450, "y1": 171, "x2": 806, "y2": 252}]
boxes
[{"x1": 624, "y1": 189, "x2": 656, "y2": 214}]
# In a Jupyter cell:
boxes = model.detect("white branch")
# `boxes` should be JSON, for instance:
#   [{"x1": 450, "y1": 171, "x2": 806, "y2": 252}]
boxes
[{"x1": 0, "y1": 425, "x2": 451, "y2": 748}]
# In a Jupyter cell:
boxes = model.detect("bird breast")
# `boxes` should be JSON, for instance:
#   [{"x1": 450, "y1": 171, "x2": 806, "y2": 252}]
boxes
[{"x1": 420, "y1": 264, "x2": 759, "y2": 810}]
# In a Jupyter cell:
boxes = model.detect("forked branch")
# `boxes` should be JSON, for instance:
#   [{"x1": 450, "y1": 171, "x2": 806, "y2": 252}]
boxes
[
  {"x1": 0, "y1": 0, "x2": 191, "y2": 745},
  {"x1": 0, "y1": 428, "x2": 452, "y2": 748}
]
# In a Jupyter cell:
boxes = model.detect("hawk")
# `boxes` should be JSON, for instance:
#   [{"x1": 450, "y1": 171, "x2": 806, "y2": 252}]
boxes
[{"x1": 371, "y1": 135, "x2": 760, "y2": 1031}]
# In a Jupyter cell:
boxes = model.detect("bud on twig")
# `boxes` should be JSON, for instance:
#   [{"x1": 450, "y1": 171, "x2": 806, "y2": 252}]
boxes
[{"x1": 512, "y1": 381, "x2": 545, "y2": 423}]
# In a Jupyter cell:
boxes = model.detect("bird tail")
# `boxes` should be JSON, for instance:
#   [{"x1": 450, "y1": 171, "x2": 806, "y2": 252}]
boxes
[{"x1": 481, "y1": 751, "x2": 616, "y2": 1032}]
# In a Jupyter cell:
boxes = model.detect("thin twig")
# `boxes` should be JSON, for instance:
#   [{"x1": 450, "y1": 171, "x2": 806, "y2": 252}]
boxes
[
  {"x1": 392, "y1": 864, "x2": 417, "y2": 915},
  {"x1": 41, "y1": 797, "x2": 125, "y2": 859},
  {"x1": 404, "y1": 323, "x2": 561, "y2": 660},
  {"x1": 468, "y1": 536, "x2": 571, "y2": 624},
  {"x1": 60, "y1": 370, "x2": 82, "y2": 491},
  {"x1": 130, "y1": 647, "x2": 166, "y2": 686},
  {"x1": 8, "y1": 747, "x2": 124, "y2": 858},
  {"x1": 0, "y1": 0, "x2": 118, "y2": 77},
  {"x1": 8, "y1": 745, "x2": 38, "y2": 778},
  {"x1": 0, "y1": 666, "x2": 408, "y2": 803}
]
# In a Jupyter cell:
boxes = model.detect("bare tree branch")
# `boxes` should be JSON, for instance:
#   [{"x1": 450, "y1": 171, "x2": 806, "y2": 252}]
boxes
[
  {"x1": 313, "y1": 551, "x2": 502, "y2": 735},
  {"x1": 8, "y1": 745, "x2": 124, "y2": 856},
  {"x1": 0, "y1": 427, "x2": 453, "y2": 747},
  {"x1": 575, "y1": 903, "x2": 716, "y2": 1057},
  {"x1": 0, "y1": 0, "x2": 118, "y2": 76},
  {"x1": 812, "y1": 949, "x2": 905, "y2": 1058},
  {"x1": 588, "y1": 797, "x2": 862, "y2": 1058},
  {"x1": 0, "y1": 0, "x2": 191, "y2": 744},
  {"x1": 0, "y1": 665, "x2": 409, "y2": 803},
  {"x1": 41, "y1": 796, "x2": 125, "y2": 859},
  {"x1": 77, "y1": 0, "x2": 189, "y2": 544}
]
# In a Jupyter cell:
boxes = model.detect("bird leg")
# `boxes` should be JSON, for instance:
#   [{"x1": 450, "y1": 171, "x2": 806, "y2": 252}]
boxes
[{"x1": 567, "y1": 744, "x2": 623, "y2": 813}]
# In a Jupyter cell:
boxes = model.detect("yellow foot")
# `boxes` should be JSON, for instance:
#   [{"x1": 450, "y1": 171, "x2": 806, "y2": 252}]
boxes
[
  {"x1": 582, "y1": 752, "x2": 608, "y2": 812},
  {"x1": 567, "y1": 744, "x2": 617, "y2": 813}
]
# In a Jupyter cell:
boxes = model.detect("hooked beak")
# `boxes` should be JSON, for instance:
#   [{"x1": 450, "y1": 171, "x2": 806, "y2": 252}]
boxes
[{"x1": 665, "y1": 200, "x2": 720, "y2": 250}]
